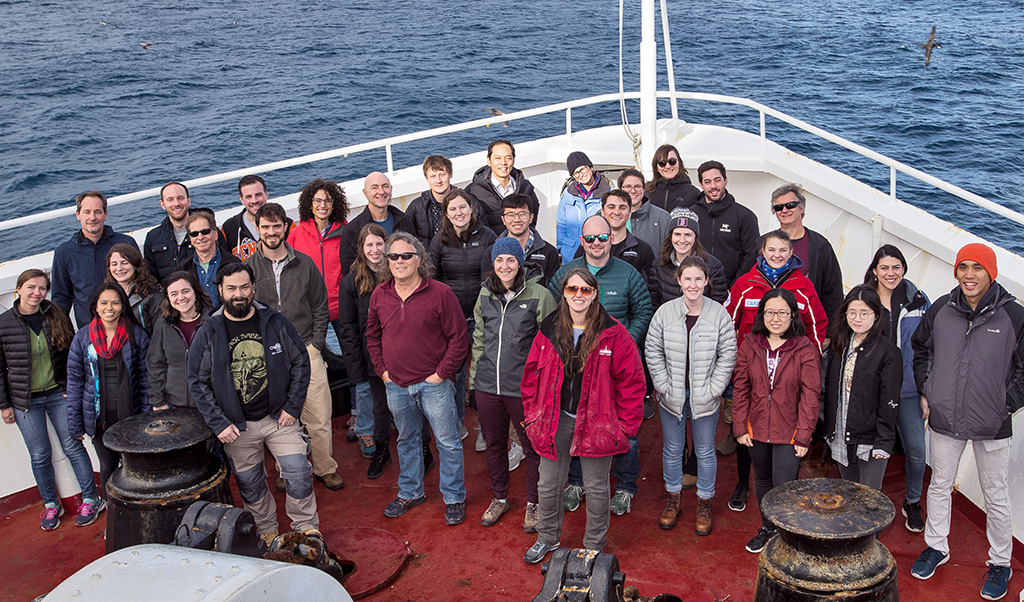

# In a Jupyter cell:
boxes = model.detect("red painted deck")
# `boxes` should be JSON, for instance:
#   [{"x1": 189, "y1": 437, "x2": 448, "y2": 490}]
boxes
[{"x1": 3, "y1": 413, "x2": 1021, "y2": 601}]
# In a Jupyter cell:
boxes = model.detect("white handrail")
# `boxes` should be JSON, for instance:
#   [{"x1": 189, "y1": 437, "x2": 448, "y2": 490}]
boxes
[{"x1": 2, "y1": 90, "x2": 1020, "y2": 231}]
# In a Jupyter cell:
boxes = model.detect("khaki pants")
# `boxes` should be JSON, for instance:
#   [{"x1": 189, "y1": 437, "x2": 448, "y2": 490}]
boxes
[
  {"x1": 302, "y1": 344, "x2": 337, "y2": 476},
  {"x1": 224, "y1": 416, "x2": 319, "y2": 534}
]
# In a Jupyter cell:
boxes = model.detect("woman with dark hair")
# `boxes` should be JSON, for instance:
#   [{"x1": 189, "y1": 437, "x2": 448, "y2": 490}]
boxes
[
  {"x1": 67, "y1": 283, "x2": 150, "y2": 496},
  {"x1": 645, "y1": 144, "x2": 702, "y2": 213},
  {"x1": 732, "y1": 288, "x2": 820, "y2": 554},
  {"x1": 863, "y1": 244, "x2": 930, "y2": 532},
  {"x1": 428, "y1": 188, "x2": 496, "y2": 430},
  {"x1": 521, "y1": 268, "x2": 645, "y2": 564},
  {"x1": 822, "y1": 285, "x2": 902, "y2": 491},
  {"x1": 470, "y1": 237, "x2": 557, "y2": 530},
  {"x1": 648, "y1": 209, "x2": 728, "y2": 307},
  {"x1": 147, "y1": 271, "x2": 212, "y2": 410},
  {"x1": 555, "y1": 151, "x2": 610, "y2": 263},
  {"x1": 105, "y1": 242, "x2": 162, "y2": 334},
  {"x1": 289, "y1": 178, "x2": 349, "y2": 340},
  {"x1": 0, "y1": 269, "x2": 104, "y2": 530}
]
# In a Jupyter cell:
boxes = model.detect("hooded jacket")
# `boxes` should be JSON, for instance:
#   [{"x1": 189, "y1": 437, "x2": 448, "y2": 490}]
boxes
[
  {"x1": 221, "y1": 211, "x2": 293, "y2": 261},
  {"x1": 521, "y1": 308, "x2": 645, "y2": 460},
  {"x1": 647, "y1": 252, "x2": 729, "y2": 307},
  {"x1": 881, "y1": 278, "x2": 929, "y2": 399},
  {"x1": 429, "y1": 226, "x2": 498, "y2": 318},
  {"x1": 0, "y1": 301, "x2": 70, "y2": 413},
  {"x1": 912, "y1": 283, "x2": 1024, "y2": 440},
  {"x1": 686, "y1": 192, "x2": 760, "y2": 285},
  {"x1": 629, "y1": 199, "x2": 672, "y2": 253},
  {"x1": 51, "y1": 226, "x2": 140, "y2": 328},
  {"x1": 464, "y1": 165, "x2": 541, "y2": 228},
  {"x1": 288, "y1": 219, "x2": 345, "y2": 321},
  {"x1": 555, "y1": 173, "x2": 610, "y2": 263},
  {"x1": 822, "y1": 337, "x2": 902, "y2": 455},
  {"x1": 147, "y1": 311, "x2": 209, "y2": 409},
  {"x1": 244, "y1": 242, "x2": 329, "y2": 351},
  {"x1": 548, "y1": 256, "x2": 653, "y2": 343},
  {"x1": 646, "y1": 177, "x2": 702, "y2": 214}
]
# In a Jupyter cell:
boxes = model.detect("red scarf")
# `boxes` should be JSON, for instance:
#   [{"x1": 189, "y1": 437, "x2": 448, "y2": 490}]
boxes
[{"x1": 89, "y1": 317, "x2": 130, "y2": 359}]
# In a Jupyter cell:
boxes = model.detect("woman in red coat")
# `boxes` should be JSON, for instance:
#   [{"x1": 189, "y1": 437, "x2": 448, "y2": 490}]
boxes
[
  {"x1": 520, "y1": 267, "x2": 645, "y2": 565},
  {"x1": 732, "y1": 288, "x2": 821, "y2": 554},
  {"x1": 288, "y1": 178, "x2": 349, "y2": 333}
]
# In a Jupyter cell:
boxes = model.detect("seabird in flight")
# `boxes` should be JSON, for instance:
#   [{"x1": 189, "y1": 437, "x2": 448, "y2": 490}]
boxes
[{"x1": 921, "y1": 26, "x2": 940, "y2": 66}]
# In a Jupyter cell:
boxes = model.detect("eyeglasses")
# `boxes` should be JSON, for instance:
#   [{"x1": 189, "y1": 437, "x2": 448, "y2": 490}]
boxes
[
  {"x1": 582, "y1": 233, "x2": 610, "y2": 244},
  {"x1": 846, "y1": 310, "x2": 874, "y2": 320},
  {"x1": 387, "y1": 252, "x2": 418, "y2": 261},
  {"x1": 188, "y1": 228, "x2": 213, "y2": 238},
  {"x1": 502, "y1": 211, "x2": 530, "y2": 221},
  {"x1": 763, "y1": 310, "x2": 791, "y2": 318},
  {"x1": 657, "y1": 158, "x2": 679, "y2": 168},
  {"x1": 772, "y1": 200, "x2": 802, "y2": 213},
  {"x1": 572, "y1": 166, "x2": 592, "y2": 179},
  {"x1": 622, "y1": 184, "x2": 644, "y2": 191},
  {"x1": 312, "y1": 197, "x2": 333, "y2": 205},
  {"x1": 564, "y1": 285, "x2": 595, "y2": 296}
]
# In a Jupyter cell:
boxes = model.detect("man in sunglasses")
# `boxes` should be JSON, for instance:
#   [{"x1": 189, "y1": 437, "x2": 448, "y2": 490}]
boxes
[
  {"x1": 687, "y1": 161, "x2": 760, "y2": 286},
  {"x1": 572, "y1": 190, "x2": 656, "y2": 278},
  {"x1": 143, "y1": 181, "x2": 194, "y2": 280},
  {"x1": 769, "y1": 183, "x2": 843, "y2": 319},
  {"x1": 175, "y1": 209, "x2": 240, "y2": 308}
]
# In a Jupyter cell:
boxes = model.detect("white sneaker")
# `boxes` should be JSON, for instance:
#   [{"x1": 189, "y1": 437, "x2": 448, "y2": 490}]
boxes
[
  {"x1": 459, "y1": 422, "x2": 469, "y2": 441},
  {"x1": 508, "y1": 441, "x2": 525, "y2": 471},
  {"x1": 476, "y1": 428, "x2": 486, "y2": 452}
]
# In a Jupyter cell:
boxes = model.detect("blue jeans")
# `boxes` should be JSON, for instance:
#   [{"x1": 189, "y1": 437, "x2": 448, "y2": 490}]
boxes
[
  {"x1": 12, "y1": 389, "x2": 99, "y2": 505},
  {"x1": 567, "y1": 434, "x2": 640, "y2": 495},
  {"x1": 660, "y1": 399, "x2": 718, "y2": 499},
  {"x1": 352, "y1": 381, "x2": 375, "y2": 437},
  {"x1": 897, "y1": 394, "x2": 927, "y2": 503},
  {"x1": 385, "y1": 379, "x2": 466, "y2": 504}
]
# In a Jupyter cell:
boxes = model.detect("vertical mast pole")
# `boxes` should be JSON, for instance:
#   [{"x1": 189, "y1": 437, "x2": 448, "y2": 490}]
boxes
[{"x1": 640, "y1": 0, "x2": 657, "y2": 174}]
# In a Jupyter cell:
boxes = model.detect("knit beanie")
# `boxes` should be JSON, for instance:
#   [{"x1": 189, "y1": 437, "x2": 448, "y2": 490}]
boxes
[
  {"x1": 954, "y1": 243, "x2": 997, "y2": 280},
  {"x1": 491, "y1": 237, "x2": 526, "y2": 267},
  {"x1": 566, "y1": 151, "x2": 593, "y2": 176},
  {"x1": 668, "y1": 207, "x2": 700, "y2": 237}
]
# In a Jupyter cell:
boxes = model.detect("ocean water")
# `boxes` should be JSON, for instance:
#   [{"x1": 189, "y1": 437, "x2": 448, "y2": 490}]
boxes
[{"x1": 1, "y1": 0, "x2": 1022, "y2": 261}]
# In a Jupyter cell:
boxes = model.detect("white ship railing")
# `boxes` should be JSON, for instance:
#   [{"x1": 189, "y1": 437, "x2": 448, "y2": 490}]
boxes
[{"x1": 1, "y1": 91, "x2": 1021, "y2": 233}]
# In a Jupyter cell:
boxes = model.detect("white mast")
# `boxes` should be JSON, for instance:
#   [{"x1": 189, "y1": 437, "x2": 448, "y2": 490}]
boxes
[{"x1": 639, "y1": 0, "x2": 657, "y2": 174}]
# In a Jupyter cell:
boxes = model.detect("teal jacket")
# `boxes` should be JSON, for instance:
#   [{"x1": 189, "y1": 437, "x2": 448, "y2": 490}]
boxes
[{"x1": 548, "y1": 257, "x2": 653, "y2": 343}]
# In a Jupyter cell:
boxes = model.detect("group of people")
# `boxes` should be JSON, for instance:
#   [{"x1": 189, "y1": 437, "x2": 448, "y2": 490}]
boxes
[{"x1": 1, "y1": 138, "x2": 1020, "y2": 601}]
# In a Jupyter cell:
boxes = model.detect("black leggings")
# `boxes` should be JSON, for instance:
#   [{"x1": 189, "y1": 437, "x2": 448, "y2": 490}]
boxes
[
  {"x1": 92, "y1": 429, "x2": 120, "y2": 497},
  {"x1": 748, "y1": 440, "x2": 802, "y2": 528}
]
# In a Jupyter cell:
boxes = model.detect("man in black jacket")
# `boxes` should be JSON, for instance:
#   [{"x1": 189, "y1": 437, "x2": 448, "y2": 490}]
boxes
[
  {"x1": 188, "y1": 262, "x2": 318, "y2": 543},
  {"x1": 398, "y1": 155, "x2": 488, "y2": 244},
  {"x1": 687, "y1": 161, "x2": 760, "y2": 286},
  {"x1": 338, "y1": 171, "x2": 405, "y2": 273},
  {"x1": 479, "y1": 194, "x2": 560, "y2": 286},
  {"x1": 465, "y1": 139, "x2": 541, "y2": 228},
  {"x1": 143, "y1": 181, "x2": 194, "y2": 280}
]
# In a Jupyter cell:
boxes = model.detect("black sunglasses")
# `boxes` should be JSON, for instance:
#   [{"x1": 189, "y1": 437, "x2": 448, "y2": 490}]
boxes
[
  {"x1": 657, "y1": 158, "x2": 678, "y2": 168},
  {"x1": 188, "y1": 228, "x2": 213, "y2": 238},
  {"x1": 582, "y1": 233, "x2": 610, "y2": 244},
  {"x1": 772, "y1": 200, "x2": 802, "y2": 213},
  {"x1": 387, "y1": 252, "x2": 417, "y2": 261}
]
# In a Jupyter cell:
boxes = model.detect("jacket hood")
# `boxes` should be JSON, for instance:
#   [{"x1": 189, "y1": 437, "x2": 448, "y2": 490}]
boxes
[
  {"x1": 748, "y1": 332, "x2": 810, "y2": 353},
  {"x1": 948, "y1": 280, "x2": 1015, "y2": 319},
  {"x1": 703, "y1": 192, "x2": 737, "y2": 218},
  {"x1": 297, "y1": 218, "x2": 344, "y2": 241},
  {"x1": 472, "y1": 164, "x2": 526, "y2": 187},
  {"x1": 753, "y1": 254, "x2": 805, "y2": 284}
]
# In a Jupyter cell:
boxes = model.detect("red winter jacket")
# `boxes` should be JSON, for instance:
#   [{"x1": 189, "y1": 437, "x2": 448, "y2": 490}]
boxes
[
  {"x1": 288, "y1": 219, "x2": 345, "y2": 320},
  {"x1": 732, "y1": 333, "x2": 821, "y2": 448},
  {"x1": 725, "y1": 259, "x2": 828, "y2": 352},
  {"x1": 521, "y1": 309, "x2": 645, "y2": 461}
]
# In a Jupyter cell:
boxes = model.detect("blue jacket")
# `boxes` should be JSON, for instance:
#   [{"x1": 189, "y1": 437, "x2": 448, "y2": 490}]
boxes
[
  {"x1": 66, "y1": 324, "x2": 151, "y2": 438},
  {"x1": 52, "y1": 227, "x2": 140, "y2": 328},
  {"x1": 883, "y1": 279, "x2": 929, "y2": 399},
  {"x1": 555, "y1": 174, "x2": 608, "y2": 264}
]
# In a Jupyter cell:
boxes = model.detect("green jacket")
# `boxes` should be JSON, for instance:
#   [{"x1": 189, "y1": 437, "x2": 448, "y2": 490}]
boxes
[{"x1": 548, "y1": 257, "x2": 653, "y2": 343}]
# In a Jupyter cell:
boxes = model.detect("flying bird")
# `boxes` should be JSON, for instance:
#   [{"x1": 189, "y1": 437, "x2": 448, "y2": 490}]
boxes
[
  {"x1": 84, "y1": 19, "x2": 120, "y2": 28},
  {"x1": 484, "y1": 107, "x2": 508, "y2": 128},
  {"x1": 920, "y1": 26, "x2": 940, "y2": 66},
  {"x1": 140, "y1": 42, "x2": 154, "y2": 49}
]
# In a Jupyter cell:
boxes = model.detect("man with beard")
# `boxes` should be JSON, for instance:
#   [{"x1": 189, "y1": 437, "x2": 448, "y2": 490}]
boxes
[
  {"x1": 686, "y1": 161, "x2": 760, "y2": 286},
  {"x1": 188, "y1": 262, "x2": 318, "y2": 544},
  {"x1": 244, "y1": 203, "x2": 343, "y2": 491},
  {"x1": 144, "y1": 181, "x2": 195, "y2": 280}
]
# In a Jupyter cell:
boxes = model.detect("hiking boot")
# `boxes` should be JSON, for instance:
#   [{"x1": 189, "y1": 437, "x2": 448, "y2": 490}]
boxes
[
  {"x1": 729, "y1": 483, "x2": 748, "y2": 512},
  {"x1": 681, "y1": 473, "x2": 698, "y2": 490},
  {"x1": 902, "y1": 499, "x2": 924, "y2": 533},
  {"x1": 345, "y1": 415, "x2": 357, "y2": 442},
  {"x1": 695, "y1": 498, "x2": 713, "y2": 536},
  {"x1": 659, "y1": 493, "x2": 681, "y2": 530},
  {"x1": 75, "y1": 498, "x2": 106, "y2": 527},
  {"x1": 480, "y1": 498, "x2": 511, "y2": 527},
  {"x1": 275, "y1": 477, "x2": 286, "y2": 492},
  {"x1": 910, "y1": 546, "x2": 948, "y2": 580},
  {"x1": 523, "y1": 502, "x2": 539, "y2": 533},
  {"x1": 316, "y1": 472, "x2": 345, "y2": 491},
  {"x1": 368, "y1": 446, "x2": 391, "y2": 479},
  {"x1": 563, "y1": 485, "x2": 585, "y2": 512},
  {"x1": 383, "y1": 495, "x2": 426, "y2": 518},
  {"x1": 524, "y1": 540, "x2": 559, "y2": 564},
  {"x1": 722, "y1": 396, "x2": 733, "y2": 424},
  {"x1": 444, "y1": 502, "x2": 466, "y2": 526},
  {"x1": 475, "y1": 428, "x2": 486, "y2": 452},
  {"x1": 716, "y1": 434, "x2": 737, "y2": 456},
  {"x1": 358, "y1": 435, "x2": 376, "y2": 459},
  {"x1": 745, "y1": 526, "x2": 777, "y2": 553},
  {"x1": 609, "y1": 490, "x2": 633, "y2": 516},
  {"x1": 508, "y1": 441, "x2": 525, "y2": 471},
  {"x1": 980, "y1": 564, "x2": 1012, "y2": 600},
  {"x1": 423, "y1": 443, "x2": 435, "y2": 473},
  {"x1": 40, "y1": 504, "x2": 64, "y2": 531}
]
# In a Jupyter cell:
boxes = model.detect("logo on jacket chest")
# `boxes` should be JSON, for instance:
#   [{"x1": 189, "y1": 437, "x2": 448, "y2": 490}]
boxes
[
  {"x1": 269, "y1": 343, "x2": 283, "y2": 355},
  {"x1": 719, "y1": 223, "x2": 732, "y2": 233}
]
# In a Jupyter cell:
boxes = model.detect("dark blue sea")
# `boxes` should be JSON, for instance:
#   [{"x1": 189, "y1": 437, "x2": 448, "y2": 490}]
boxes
[{"x1": 1, "y1": 0, "x2": 1022, "y2": 261}]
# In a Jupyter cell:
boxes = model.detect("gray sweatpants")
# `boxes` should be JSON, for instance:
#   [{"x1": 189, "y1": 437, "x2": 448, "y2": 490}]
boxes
[{"x1": 924, "y1": 430, "x2": 1012, "y2": 567}]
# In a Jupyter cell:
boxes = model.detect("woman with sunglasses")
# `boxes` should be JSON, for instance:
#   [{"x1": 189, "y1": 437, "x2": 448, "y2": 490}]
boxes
[
  {"x1": 105, "y1": 243, "x2": 162, "y2": 335},
  {"x1": 556, "y1": 151, "x2": 610, "y2": 264},
  {"x1": 645, "y1": 144, "x2": 702, "y2": 213},
  {"x1": 822, "y1": 285, "x2": 901, "y2": 492},
  {"x1": 863, "y1": 244, "x2": 930, "y2": 532},
  {"x1": 147, "y1": 271, "x2": 212, "y2": 410},
  {"x1": 732, "y1": 288, "x2": 820, "y2": 554},
  {"x1": 648, "y1": 209, "x2": 728, "y2": 308},
  {"x1": 176, "y1": 210, "x2": 240, "y2": 309},
  {"x1": 0, "y1": 269, "x2": 104, "y2": 530},
  {"x1": 521, "y1": 268, "x2": 645, "y2": 564}
]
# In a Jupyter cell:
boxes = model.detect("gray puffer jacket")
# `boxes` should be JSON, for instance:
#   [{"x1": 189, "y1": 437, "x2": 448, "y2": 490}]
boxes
[{"x1": 645, "y1": 297, "x2": 736, "y2": 419}]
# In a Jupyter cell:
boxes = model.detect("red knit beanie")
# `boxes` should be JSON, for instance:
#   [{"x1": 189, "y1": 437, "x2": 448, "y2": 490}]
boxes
[{"x1": 954, "y1": 243, "x2": 997, "y2": 281}]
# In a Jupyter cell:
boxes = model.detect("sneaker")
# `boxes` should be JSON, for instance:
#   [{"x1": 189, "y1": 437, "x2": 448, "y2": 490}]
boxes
[
  {"x1": 75, "y1": 498, "x2": 106, "y2": 527},
  {"x1": 459, "y1": 422, "x2": 469, "y2": 441},
  {"x1": 358, "y1": 435, "x2": 376, "y2": 459},
  {"x1": 695, "y1": 498, "x2": 713, "y2": 536},
  {"x1": 681, "y1": 473, "x2": 698, "y2": 490},
  {"x1": 275, "y1": 477, "x2": 286, "y2": 492},
  {"x1": 346, "y1": 415, "x2": 357, "y2": 442},
  {"x1": 643, "y1": 395, "x2": 656, "y2": 420},
  {"x1": 980, "y1": 564, "x2": 1012, "y2": 601},
  {"x1": 383, "y1": 495, "x2": 426, "y2": 518},
  {"x1": 316, "y1": 472, "x2": 346, "y2": 491},
  {"x1": 523, "y1": 502, "x2": 540, "y2": 533},
  {"x1": 524, "y1": 540, "x2": 560, "y2": 564},
  {"x1": 508, "y1": 441, "x2": 525, "y2": 471},
  {"x1": 563, "y1": 485, "x2": 585, "y2": 512},
  {"x1": 745, "y1": 526, "x2": 777, "y2": 553},
  {"x1": 480, "y1": 498, "x2": 511, "y2": 527},
  {"x1": 609, "y1": 490, "x2": 633, "y2": 516},
  {"x1": 475, "y1": 428, "x2": 486, "y2": 452},
  {"x1": 368, "y1": 446, "x2": 391, "y2": 479},
  {"x1": 40, "y1": 504, "x2": 64, "y2": 531},
  {"x1": 423, "y1": 443, "x2": 435, "y2": 473},
  {"x1": 910, "y1": 547, "x2": 949, "y2": 580},
  {"x1": 729, "y1": 483, "x2": 748, "y2": 512},
  {"x1": 659, "y1": 493, "x2": 681, "y2": 530},
  {"x1": 722, "y1": 396, "x2": 733, "y2": 424},
  {"x1": 902, "y1": 499, "x2": 924, "y2": 533},
  {"x1": 716, "y1": 434, "x2": 737, "y2": 456},
  {"x1": 444, "y1": 502, "x2": 466, "y2": 526}
]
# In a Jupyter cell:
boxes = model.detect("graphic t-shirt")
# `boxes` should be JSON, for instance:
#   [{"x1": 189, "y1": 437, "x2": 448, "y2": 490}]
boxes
[{"x1": 224, "y1": 313, "x2": 269, "y2": 421}]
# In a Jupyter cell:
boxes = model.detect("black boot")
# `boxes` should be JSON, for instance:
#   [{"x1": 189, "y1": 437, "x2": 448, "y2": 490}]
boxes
[{"x1": 367, "y1": 445, "x2": 391, "y2": 480}]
